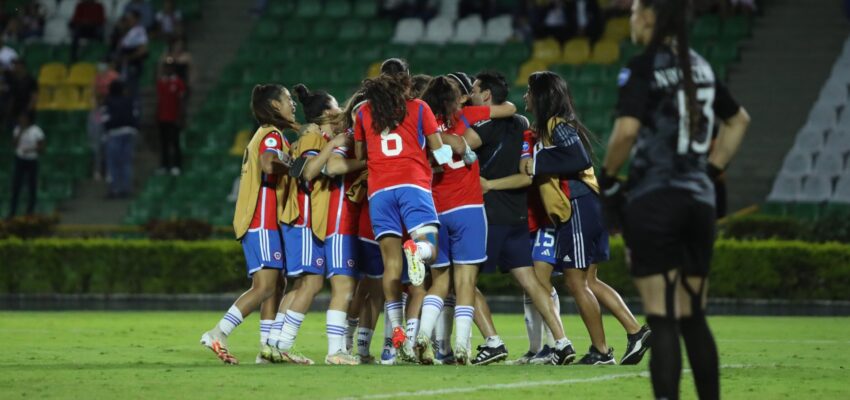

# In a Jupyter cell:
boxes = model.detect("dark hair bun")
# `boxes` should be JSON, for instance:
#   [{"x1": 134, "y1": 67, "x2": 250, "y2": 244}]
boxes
[{"x1": 293, "y1": 83, "x2": 310, "y2": 102}]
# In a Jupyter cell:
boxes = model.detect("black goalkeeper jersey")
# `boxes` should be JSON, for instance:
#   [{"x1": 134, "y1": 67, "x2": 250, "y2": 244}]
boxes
[{"x1": 616, "y1": 45, "x2": 740, "y2": 206}]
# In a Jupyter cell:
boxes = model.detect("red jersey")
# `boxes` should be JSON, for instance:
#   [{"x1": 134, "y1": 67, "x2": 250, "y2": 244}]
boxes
[
  {"x1": 358, "y1": 202, "x2": 376, "y2": 242},
  {"x1": 249, "y1": 131, "x2": 289, "y2": 230},
  {"x1": 353, "y1": 99, "x2": 439, "y2": 198},
  {"x1": 156, "y1": 75, "x2": 186, "y2": 122},
  {"x1": 431, "y1": 106, "x2": 490, "y2": 213},
  {"x1": 326, "y1": 143, "x2": 362, "y2": 236}
]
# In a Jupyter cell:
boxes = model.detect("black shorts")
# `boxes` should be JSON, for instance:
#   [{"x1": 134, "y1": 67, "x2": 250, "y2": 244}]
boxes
[
  {"x1": 623, "y1": 189, "x2": 716, "y2": 278},
  {"x1": 482, "y1": 224, "x2": 533, "y2": 273}
]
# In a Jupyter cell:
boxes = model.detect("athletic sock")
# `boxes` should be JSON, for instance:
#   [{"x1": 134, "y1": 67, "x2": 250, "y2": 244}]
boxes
[
  {"x1": 647, "y1": 315, "x2": 682, "y2": 400},
  {"x1": 326, "y1": 310, "x2": 348, "y2": 355},
  {"x1": 415, "y1": 241, "x2": 434, "y2": 262},
  {"x1": 345, "y1": 317, "x2": 359, "y2": 351},
  {"x1": 680, "y1": 314, "x2": 719, "y2": 400},
  {"x1": 386, "y1": 301, "x2": 404, "y2": 329},
  {"x1": 383, "y1": 309, "x2": 392, "y2": 349},
  {"x1": 405, "y1": 318, "x2": 420, "y2": 341},
  {"x1": 551, "y1": 287, "x2": 564, "y2": 333},
  {"x1": 357, "y1": 327, "x2": 374, "y2": 357},
  {"x1": 217, "y1": 305, "x2": 243, "y2": 337},
  {"x1": 454, "y1": 305, "x2": 475, "y2": 349},
  {"x1": 276, "y1": 310, "x2": 305, "y2": 352},
  {"x1": 554, "y1": 337, "x2": 572, "y2": 351},
  {"x1": 435, "y1": 295, "x2": 455, "y2": 354},
  {"x1": 523, "y1": 293, "x2": 543, "y2": 353},
  {"x1": 267, "y1": 312, "x2": 286, "y2": 346},
  {"x1": 259, "y1": 319, "x2": 273, "y2": 345},
  {"x1": 485, "y1": 335, "x2": 504, "y2": 347},
  {"x1": 418, "y1": 295, "x2": 444, "y2": 339}
]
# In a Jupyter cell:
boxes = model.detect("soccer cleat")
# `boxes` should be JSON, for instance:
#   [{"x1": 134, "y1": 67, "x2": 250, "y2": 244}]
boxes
[
  {"x1": 259, "y1": 343, "x2": 276, "y2": 363},
  {"x1": 200, "y1": 330, "x2": 238, "y2": 365},
  {"x1": 551, "y1": 343, "x2": 577, "y2": 366},
  {"x1": 357, "y1": 354, "x2": 375, "y2": 365},
  {"x1": 325, "y1": 350, "x2": 361, "y2": 365},
  {"x1": 398, "y1": 340, "x2": 418, "y2": 364},
  {"x1": 507, "y1": 351, "x2": 537, "y2": 365},
  {"x1": 578, "y1": 346, "x2": 616, "y2": 365},
  {"x1": 415, "y1": 334, "x2": 435, "y2": 365},
  {"x1": 471, "y1": 344, "x2": 508, "y2": 366},
  {"x1": 434, "y1": 350, "x2": 456, "y2": 365},
  {"x1": 620, "y1": 325, "x2": 652, "y2": 365},
  {"x1": 454, "y1": 344, "x2": 472, "y2": 366},
  {"x1": 380, "y1": 338, "x2": 396, "y2": 365},
  {"x1": 391, "y1": 326, "x2": 407, "y2": 349},
  {"x1": 403, "y1": 240, "x2": 426, "y2": 286},
  {"x1": 255, "y1": 353, "x2": 271, "y2": 364},
  {"x1": 528, "y1": 345, "x2": 554, "y2": 365},
  {"x1": 278, "y1": 347, "x2": 315, "y2": 365}
]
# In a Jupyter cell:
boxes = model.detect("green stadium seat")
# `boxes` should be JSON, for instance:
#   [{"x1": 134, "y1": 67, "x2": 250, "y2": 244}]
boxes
[
  {"x1": 296, "y1": 1, "x2": 322, "y2": 18},
  {"x1": 721, "y1": 15, "x2": 750, "y2": 40},
  {"x1": 254, "y1": 20, "x2": 279, "y2": 42},
  {"x1": 338, "y1": 19, "x2": 367, "y2": 42},
  {"x1": 351, "y1": 45, "x2": 383, "y2": 64},
  {"x1": 710, "y1": 41, "x2": 738, "y2": 65},
  {"x1": 619, "y1": 42, "x2": 643, "y2": 61},
  {"x1": 366, "y1": 20, "x2": 395, "y2": 43},
  {"x1": 692, "y1": 15, "x2": 721, "y2": 40},
  {"x1": 268, "y1": 1, "x2": 297, "y2": 18},
  {"x1": 281, "y1": 20, "x2": 310, "y2": 41},
  {"x1": 312, "y1": 23, "x2": 338, "y2": 43},
  {"x1": 323, "y1": 0, "x2": 351, "y2": 18},
  {"x1": 824, "y1": 203, "x2": 850, "y2": 218},
  {"x1": 381, "y1": 44, "x2": 412, "y2": 60},
  {"x1": 501, "y1": 43, "x2": 530, "y2": 63},
  {"x1": 410, "y1": 45, "x2": 442, "y2": 64},
  {"x1": 471, "y1": 45, "x2": 500, "y2": 62},
  {"x1": 791, "y1": 202, "x2": 822, "y2": 220},
  {"x1": 553, "y1": 65, "x2": 580, "y2": 81},
  {"x1": 354, "y1": 1, "x2": 377, "y2": 17}
]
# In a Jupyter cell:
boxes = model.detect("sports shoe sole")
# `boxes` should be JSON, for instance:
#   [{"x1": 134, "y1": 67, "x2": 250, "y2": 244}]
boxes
[
  {"x1": 403, "y1": 240, "x2": 426, "y2": 287},
  {"x1": 620, "y1": 330, "x2": 652, "y2": 365},
  {"x1": 415, "y1": 335, "x2": 434, "y2": 365},
  {"x1": 472, "y1": 352, "x2": 508, "y2": 366},
  {"x1": 200, "y1": 332, "x2": 238, "y2": 365}
]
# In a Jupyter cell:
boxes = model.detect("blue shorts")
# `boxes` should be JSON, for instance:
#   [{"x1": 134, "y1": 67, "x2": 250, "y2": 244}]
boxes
[
  {"x1": 434, "y1": 205, "x2": 488, "y2": 268},
  {"x1": 357, "y1": 238, "x2": 411, "y2": 284},
  {"x1": 326, "y1": 234, "x2": 358, "y2": 278},
  {"x1": 369, "y1": 186, "x2": 439, "y2": 240},
  {"x1": 241, "y1": 228, "x2": 285, "y2": 278},
  {"x1": 282, "y1": 225, "x2": 326, "y2": 277},
  {"x1": 554, "y1": 194, "x2": 610, "y2": 269},
  {"x1": 482, "y1": 224, "x2": 531, "y2": 274},
  {"x1": 532, "y1": 227, "x2": 557, "y2": 265}
]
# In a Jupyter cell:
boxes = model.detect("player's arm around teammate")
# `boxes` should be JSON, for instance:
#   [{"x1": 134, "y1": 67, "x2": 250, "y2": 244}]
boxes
[
  {"x1": 601, "y1": 1, "x2": 749, "y2": 398},
  {"x1": 199, "y1": 84, "x2": 297, "y2": 365}
]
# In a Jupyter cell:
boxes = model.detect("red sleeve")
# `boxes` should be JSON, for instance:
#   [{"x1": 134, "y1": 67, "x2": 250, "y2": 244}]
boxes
[
  {"x1": 461, "y1": 105, "x2": 490, "y2": 127},
  {"x1": 521, "y1": 130, "x2": 535, "y2": 159},
  {"x1": 418, "y1": 101, "x2": 439, "y2": 136},
  {"x1": 353, "y1": 108, "x2": 366, "y2": 142},
  {"x1": 258, "y1": 131, "x2": 283, "y2": 155}
]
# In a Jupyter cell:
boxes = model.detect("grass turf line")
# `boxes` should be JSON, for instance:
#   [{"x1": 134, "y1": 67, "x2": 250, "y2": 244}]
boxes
[{"x1": 0, "y1": 312, "x2": 848, "y2": 399}]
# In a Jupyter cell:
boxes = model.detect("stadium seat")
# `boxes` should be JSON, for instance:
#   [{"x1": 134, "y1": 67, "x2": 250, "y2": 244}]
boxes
[
  {"x1": 818, "y1": 84, "x2": 848, "y2": 109},
  {"x1": 392, "y1": 18, "x2": 425, "y2": 44},
  {"x1": 438, "y1": 0, "x2": 461, "y2": 20},
  {"x1": 588, "y1": 40, "x2": 620, "y2": 64},
  {"x1": 313, "y1": 23, "x2": 338, "y2": 42},
  {"x1": 353, "y1": 1, "x2": 377, "y2": 18},
  {"x1": 410, "y1": 45, "x2": 442, "y2": 65},
  {"x1": 799, "y1": 175, "x2": 833, "y2": 203},
  {"x1": 66, "y1": 63, "x2": 96, "y2": 86},
  {"x1": 38, "y1": 62, "x2": 67, "y2": 86},
  {"x1": 561, "y1": 38, "x2": 591, "y2": 65},
  {"x1": 471, "y1": 45, "x2": 500, "y2": 62},
  {"x1": 481, "y1": 14, "x2": 513, "y2": 44},
  {"x1": 381, "y1": 44, "x2": 412, "y2": 60},
  {"x1": 280, "y1": 20, "x2": 309, "y2": 41},
  {"x1": 322, "y1": 0, "x2": 351, "y2": 18},
  {"x1": 423, "y1": 16, "x2": 455, "y2": 44},
  {"x1": 267, "y1": 1, "x2": 296, "y2": 18},
  {"x1": 793, "y1": 128, "x2": 824, "y2": 155},
  {"x1": 832, "y1": 176, "x2": 850, "y2": 203},
  {"x1": 710, "y1": 41, "x2": 738, "y2": 65},
  {"x1": 351, "y1": 45, "x2": 383, "y2": 64},
  {"x1": 780, "y1": 151, "x2": 812, "y2": 179},
  {"x1": 515, "y1": 59, "x2": 549, "y2": 86},
  {"x1": 825, "y1": 129, "x2": 850, "y2": 155},
  {"x1": 766, "y1": 173, "x2": 800, "y2": 203},
  {"x1": 532, "y1": 38, "x2": 561, "y2": 63},
  {"x1": 43, "y1": 18, "x2": 70, "y2": 45},
  {"x1": 602, "y1": 17, "x2": 630, "y2": 42},
  {"x1": 806, "y1": 104, "x2": 837, "y2": 131},
  {"x1": 720, "y1": 15, "x2": 750, "y2": 41},
  {"x1": 296, "y1": 1, "x2": 322, "y2": 18},
  {"x1": 254, "y1": 19, "x2": 279, "y2": 42},
  {"x1": 813, "y1": 150, "x2": 844, "y2": 179},
  {"x1": 692, "y1": 15, "x2": 720, "y2": 40},
  {"x1": 452, "y1": 14, "x2": 484, "y2": 44},
  {"x1": 366, "y1": 20, "x2": 395, "y2": 43}
]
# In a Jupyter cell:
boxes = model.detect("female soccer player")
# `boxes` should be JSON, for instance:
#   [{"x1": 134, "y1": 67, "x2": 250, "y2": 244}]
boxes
[
  {"x1": 199, "y1": 84, "x2": 296, "y2": 365},
  {"x1": 415, "y1": 74, "x2": 519, "y2": 365},
  {"x1": 353, "y1": 72, "x2": 454, "y2": 357},
  {"x1": 268, "y1": 84, "x2": 355, "y2": 365},
  {"x1": 522, "y1": 74, "x2": 650, "y2": 365},
  {"x1": 602, "y1": 0, "x2": 749, "y2": 397}
]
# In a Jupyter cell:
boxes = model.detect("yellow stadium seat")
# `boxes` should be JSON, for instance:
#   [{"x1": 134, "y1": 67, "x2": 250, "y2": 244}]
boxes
[
  {"x1": 367, "y1": 62, "x2": 382, "y2": 78},
  {"x1": 602, "y1": 17, "x2": 631, "y2": 42},
  {"x1": 35, "y1": 88, "x2": 54, "y2": 110},
  {"x1": 561, "y1": 38, "x2": 591, "y2": 65},
  {"x1": 52, "y1": 86, "x2": 82, "y2": 110},
  {"x1": 38, "y1": 62, "x2": 68, "y2": 86},
  {"x1": 229, "y1": 130, "x2": 251, "y2": 156},
  {"x1": 532, "y1": 38, "x2": 561, "y2": 63},
  {"x1": 589, "y1": 40, "x2": 621, "y2": 64},
  {"x1": 66, "y1": 62, "x2": 97, "y2": 86},
  {"x1": 515, "y1": 59, "x2": 549, "y2": 86}
]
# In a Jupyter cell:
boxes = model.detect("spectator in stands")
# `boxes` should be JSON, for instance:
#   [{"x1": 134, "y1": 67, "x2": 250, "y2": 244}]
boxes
[
  {"x1": 156, "y1": 61, "x2": 186, "y2": 176},
  {"x1": 157, "y1": 37, "x2": 193, "y2": 90},
  {"x1": 0, "y1": 36, "x2": 18, "y2": 70},
  {"x1": 568, "y1": 0, "x2": 603, "y2": 41},
  {"x1": 6, "y1": 59, "x2": 37, "y2": 128},
  {"x1": 69, "y1": 0, "x2": 106, "y2": 63},
  {"x1": 118, "y1": 11, "x2": 148, "y2": 99},
  {"x1": 540, "y1": 0, "x2": 571, "y2": 41},
  {"x1": 459, "y1": 0, "x2": 498, "y2": 20},
  {"x1": 604, "y1": 0, "x2": 631, "y2": 17},
  {"x1": 101, "y1": 80, "x2": 139, "y2": 198},
  {"x1": 155, "y1": 0, "x2": 182, "y2": 39},
  {"x1": 7, "y1": 112, "x2": 44, "y2": 218},
  {"x1": 17, "y1": 2, "x2": 45, "y2": 41},
  {"x1": 94, "y1": 61, "x2": 119, "y2": 100},
  {"x1": 123, "y1": 0, "x2": 154, "y2": 30},
  {"x1": 2, "y1": 17, "x2": 20, "y2": 45}
]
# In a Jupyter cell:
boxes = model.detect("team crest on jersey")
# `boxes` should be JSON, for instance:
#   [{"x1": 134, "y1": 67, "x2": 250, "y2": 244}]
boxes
[
  {"x1": 264, "y1": 137, "x2": 278, "y2": 148},
  {"x1": 617, "y1": 68, "x2": 631, "y2": 87},
  {"x1": 522, "y1": 141, "x2": 530, "y2": 152},
  {"x1": 317, "y1": 258, "x2": 325, "y2": 266},
  {"x1": 273, "y1": 252, "x2": 282, "y2": 260},
  {"x1": 347, "y1": 259, "x2": 355, "y2": 268}
]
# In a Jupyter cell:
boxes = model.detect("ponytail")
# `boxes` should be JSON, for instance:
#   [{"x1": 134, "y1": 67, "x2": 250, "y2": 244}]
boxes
[{"x1": 251, "y1": 84, "x2": 298, "y2": 131}]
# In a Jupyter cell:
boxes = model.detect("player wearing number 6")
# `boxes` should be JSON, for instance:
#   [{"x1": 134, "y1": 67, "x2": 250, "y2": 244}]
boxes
[
  {"x1": 601, "y1": 0, "x2": 750, "y2": 398},
  {"x1": 353, "y1": 73, "x2": 452, "y2": 355}
]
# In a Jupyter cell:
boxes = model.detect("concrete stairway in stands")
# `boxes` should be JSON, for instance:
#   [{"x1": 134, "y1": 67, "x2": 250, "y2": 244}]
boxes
[{"x1": 725, "y1": 0, "x2": 850, "y2": 211}]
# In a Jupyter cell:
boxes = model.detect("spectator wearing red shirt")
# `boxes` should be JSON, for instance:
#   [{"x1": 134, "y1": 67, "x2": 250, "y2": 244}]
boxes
[
  {"x1": 70, "y1": 0, "x2": 106, "y2": 62},
  {"x1": 156, "y1": 62, "x2": 186, "y2": 176}
]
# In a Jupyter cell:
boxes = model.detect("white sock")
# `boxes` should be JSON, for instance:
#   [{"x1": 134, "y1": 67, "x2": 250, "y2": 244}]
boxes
[
  {"x1": 346, "y1": 317, "x2": 359, "y2": 351},
  {"x1": 268, "y1": 312, "x2": 286, "y2": 346},
  {"x1": 486, "y1": 335, "x2": 504, "y2": 347},
  {"x1": 357, "y1": 328, "x2": 374, "y2": 357},
  {"x1": 454, "y1": 305, "x2": 474, "y2": 350},
  {"x1": 217, "y1": 305, "x2": 243, "y2": 337},
  {"x1": 260, "y1": 319, "x2": 273, "y2": 345},
  {"x1": 555, "y1": 337, "x2": 572, "y2": 351},
  {"x1": 386, "y1": 301, "x2": 404, "y2": 329},
  {"x1": 383, "y1": 309, "x2": 393, "y2": 348},
  {"x1": 551, "y1": 287, "x2": 565, "y2": 340},
  {"x1": 405, "y1": 318, "x2": 420, "y2": 341},
  {"x1": 276, "y1": 310, "x2": 305, "y2": 351},
  {"x1": 326, "y1": 310, "x2": 347, "y2": 355},
  {"x1": 401, "y1": 293, "x2": 408, "y2": 320},
  {"x1": 523, "y1": 293, "x2": 543, "y2": 353},
  {"x1": 435, "y1": 295, "x2": 455, "y2": 355},
  {"x1": 418, "y1": 295, "x2": 443, "y2": 339},
  {"x1": 415, "y1": 241, "x2": 434, "y2": 263}
]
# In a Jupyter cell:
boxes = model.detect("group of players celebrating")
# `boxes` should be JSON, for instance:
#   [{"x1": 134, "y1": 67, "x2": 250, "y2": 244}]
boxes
[{"x1": 201, "y1": 0, "x2": 749, "y2": 398}]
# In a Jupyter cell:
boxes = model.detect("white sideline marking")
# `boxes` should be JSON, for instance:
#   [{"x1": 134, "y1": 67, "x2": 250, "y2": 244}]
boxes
[{"x1": 340, "y1": 364, "x2": 757, "y2": 400}]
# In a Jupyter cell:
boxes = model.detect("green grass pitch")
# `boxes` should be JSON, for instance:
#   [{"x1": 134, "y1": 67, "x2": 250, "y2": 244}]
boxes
[{"x1": 1, "y1": 312, "x2": 848, "y2": 399}]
